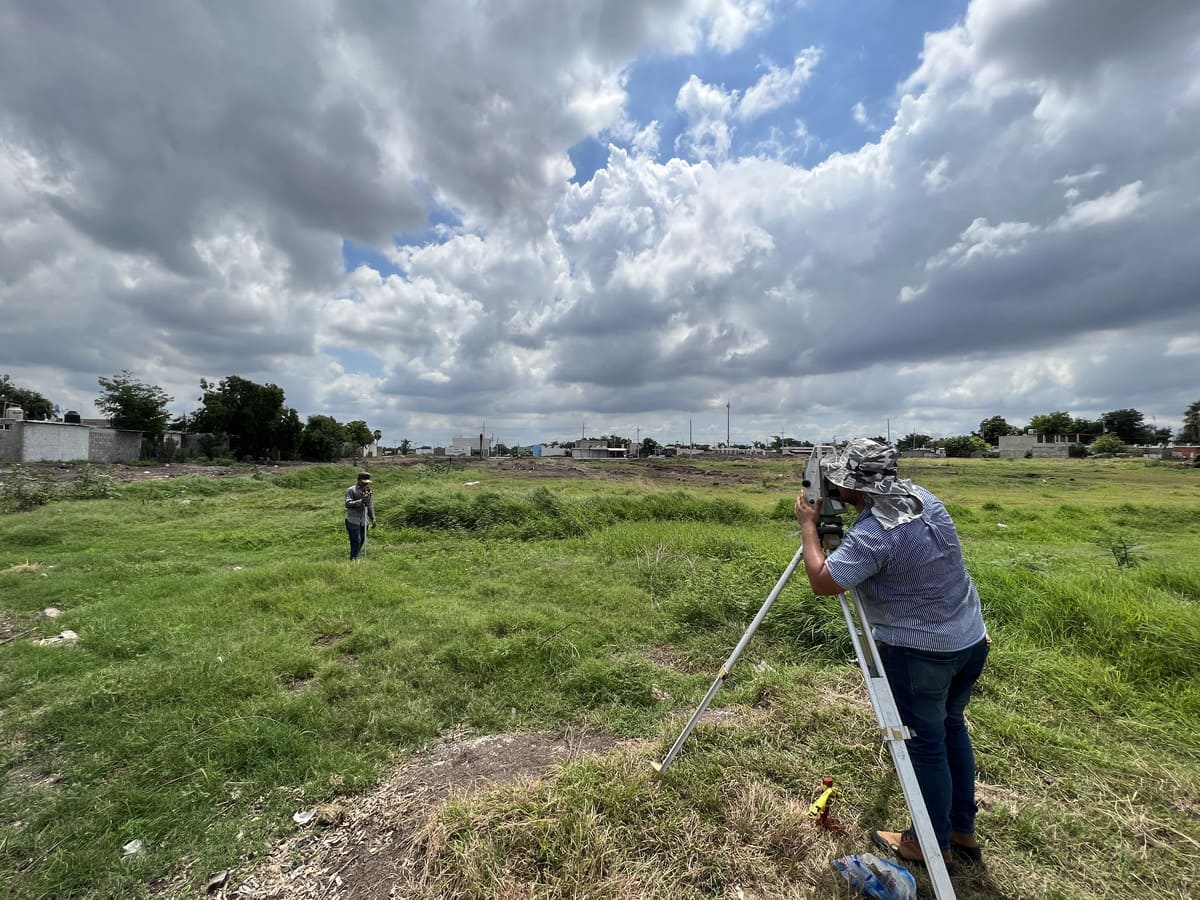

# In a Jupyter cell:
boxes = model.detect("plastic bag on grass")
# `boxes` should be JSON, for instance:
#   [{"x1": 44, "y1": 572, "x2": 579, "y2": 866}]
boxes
[{"x1": 831, "y1": 852, "x2": 916, "y2": 900}]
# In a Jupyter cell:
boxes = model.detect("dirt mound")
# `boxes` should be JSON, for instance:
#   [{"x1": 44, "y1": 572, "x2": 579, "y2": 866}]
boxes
[{"x1": 189, "y1": 729, "x2": 632, "y2": 900}]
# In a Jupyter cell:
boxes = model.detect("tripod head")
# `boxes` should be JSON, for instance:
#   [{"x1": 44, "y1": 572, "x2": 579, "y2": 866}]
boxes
[{"x1": 802, "y1": 446, "x2": 847, "y2": 552}]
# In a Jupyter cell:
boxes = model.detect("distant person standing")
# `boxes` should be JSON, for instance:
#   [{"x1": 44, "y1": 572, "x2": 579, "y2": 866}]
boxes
[{"x1": 345, "y1": 471, "x2": 376, "y2": 560}]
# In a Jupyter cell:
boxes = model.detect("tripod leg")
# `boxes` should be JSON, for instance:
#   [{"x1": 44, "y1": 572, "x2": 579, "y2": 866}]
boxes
[
  {"x1": 842, "y1": 590, "x2": 957, "y2": 899},
  {"x1": 651, "y1": 545, "x2": 805, "y2": 775}
]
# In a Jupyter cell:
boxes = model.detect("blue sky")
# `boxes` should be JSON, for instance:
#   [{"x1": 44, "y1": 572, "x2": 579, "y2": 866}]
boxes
[
  {"x1": 394, "y1": 2, "x2": 971, "y2": 248},
  {"x1": 613, "y1": 0, "x2": 966, "y2": 167}
]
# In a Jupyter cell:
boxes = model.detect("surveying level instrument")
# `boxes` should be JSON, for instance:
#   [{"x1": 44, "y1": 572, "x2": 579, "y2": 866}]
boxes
[{"x1": 651, "y1": 446, "x2": 956, "y2": 900}]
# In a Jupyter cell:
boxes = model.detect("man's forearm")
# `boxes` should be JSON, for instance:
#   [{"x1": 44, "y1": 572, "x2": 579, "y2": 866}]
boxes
[{"x1": 801, "y1": 520, "x2": 842, "y2": 595}]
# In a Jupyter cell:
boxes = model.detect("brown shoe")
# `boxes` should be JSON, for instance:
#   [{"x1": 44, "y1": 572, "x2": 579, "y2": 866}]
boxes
[
  {"x1": 949, "y1": 830, "x2": 985, "y2": 866},
  {"x1": 872, "y1": 829, "x2": 955, "y2": 872}
]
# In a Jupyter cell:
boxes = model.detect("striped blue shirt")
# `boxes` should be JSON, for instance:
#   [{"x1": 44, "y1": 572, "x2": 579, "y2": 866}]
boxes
[{"x1": 824, "y1": 486, "x2": 986, "y2": 652}]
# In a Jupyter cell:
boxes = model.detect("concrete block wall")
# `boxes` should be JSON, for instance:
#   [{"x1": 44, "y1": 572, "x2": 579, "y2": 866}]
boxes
[
  {"x1": 88, "y1": 428, "x2": 142, "y2": 463},
  {"x1": 1030, "y1": 445, "x2": 1071, "y2": 458},
  {"x1": 997, "y1": 434, "x2": 1037, "y2": 459},
  {"x1": 17, "y1": 422, "x2": 91, "y2": 462},
  {"x1": 0, "y1": 422, "x2": 20, "y2": 460}
]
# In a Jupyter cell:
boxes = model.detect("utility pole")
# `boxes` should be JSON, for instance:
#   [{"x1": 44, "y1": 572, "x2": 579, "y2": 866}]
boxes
[
  {"x1": 726, "y1": 402, "x2": 730, "y2": 446},
  {"x1": 689, "y1": 418, "x2": 693, "y2": 450}
]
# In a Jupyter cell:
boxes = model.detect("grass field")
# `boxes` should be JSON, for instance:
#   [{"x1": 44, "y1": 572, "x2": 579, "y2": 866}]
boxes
[{"x1": 1, "y1": 456, "x2": 1198, "y2": 899}]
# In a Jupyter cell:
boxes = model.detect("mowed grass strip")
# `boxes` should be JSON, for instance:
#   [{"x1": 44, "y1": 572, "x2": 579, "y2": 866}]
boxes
[{"x1": 1, "y1": 457, "x2": 1198, "y2": 898}]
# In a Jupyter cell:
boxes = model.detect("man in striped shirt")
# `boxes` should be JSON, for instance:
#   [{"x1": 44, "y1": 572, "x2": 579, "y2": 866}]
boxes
[
  {"x1": 345, "y1": 471, "x2": 376, "y2": 560},
  {"x1": 794, "y1": 438, "x2": 988, "y2": 869}
]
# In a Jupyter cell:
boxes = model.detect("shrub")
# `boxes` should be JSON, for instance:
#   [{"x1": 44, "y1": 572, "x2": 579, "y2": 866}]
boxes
[
  {"x1": 1091, "y1": 434, "x2": 1124, "y2": 455},
  {"x1": 941, "y1": 434, "x2": 990, "y2": 457},
  {"x1": 383, "y1": 487, "x2": 759, "y2": 539},
  {"x1": 67, "y1": 465, "x2": 122, "y2": 500},
  {"x1": 0, "y1": 465, "x2": 56, "y2": 511}
]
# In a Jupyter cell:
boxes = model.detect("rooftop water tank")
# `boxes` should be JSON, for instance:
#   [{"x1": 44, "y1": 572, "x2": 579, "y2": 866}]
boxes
[{"x1": 3, "y1": 406, "x2": 24, "y2": 420}]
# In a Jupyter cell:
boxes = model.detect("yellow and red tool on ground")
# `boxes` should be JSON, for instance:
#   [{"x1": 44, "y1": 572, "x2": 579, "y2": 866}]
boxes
[{"x1": 808, "y1": 776, "x2": 847, "y2": 832}]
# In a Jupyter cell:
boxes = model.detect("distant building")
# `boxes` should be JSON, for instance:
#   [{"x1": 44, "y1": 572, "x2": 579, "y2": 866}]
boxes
[
  {"x1": 0, "y1": 408, "x2": 141, "y2": 463},
  {"x1": 571, "y1": 439, "x2": 629, "y2": 460},
  {"x1": 998, "y1": 432, "x2": 1086, "y2": 459},
  {"x1": 446, "y1": 435, "x2": 493, "y2": 457}
]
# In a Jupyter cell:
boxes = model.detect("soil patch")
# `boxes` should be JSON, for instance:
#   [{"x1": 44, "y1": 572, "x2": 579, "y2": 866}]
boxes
[
  {"x1": 183, "y1": 729, "x2": 631, "y2": 900},
  {"x1": 5, "y1": 761, "x2": 63, "y2": 791}
]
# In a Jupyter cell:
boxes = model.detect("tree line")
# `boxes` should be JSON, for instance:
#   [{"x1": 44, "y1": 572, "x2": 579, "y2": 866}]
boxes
[
  {"x1": 1, "y1": 372, "x2": 380, "y2": 462},
  {"x1": 897, "y1": 405, "x2": 1200, "y2": 457},
  {"x1": 5, "y1": 372, "x2": 1199, "y2": 462}
]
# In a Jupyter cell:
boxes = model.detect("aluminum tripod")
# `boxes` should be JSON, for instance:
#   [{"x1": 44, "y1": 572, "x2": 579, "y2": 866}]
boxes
[
  {"x1": 650, "y1": 544, "x2": 806, "y2": 776},
  {"x1": 840, "y1": 585, "x2": 956, "y2": 899},
  {"x1": 651, "y1": 550, "x2": 956, "y2": 899}
]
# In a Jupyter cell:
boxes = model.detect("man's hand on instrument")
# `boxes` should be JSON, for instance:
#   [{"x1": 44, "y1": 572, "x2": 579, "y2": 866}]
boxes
[{"x1": 794, "y1": 493, "x2": 821, "y2": 529}]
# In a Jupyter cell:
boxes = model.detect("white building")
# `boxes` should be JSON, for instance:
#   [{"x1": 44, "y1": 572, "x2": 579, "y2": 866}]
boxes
[
  {"x1": 447, "y1": 435, "x2": 493, "y2": 457},
  {"x1": 572, "y1": 439, "x2": 629, "y2": 460}
]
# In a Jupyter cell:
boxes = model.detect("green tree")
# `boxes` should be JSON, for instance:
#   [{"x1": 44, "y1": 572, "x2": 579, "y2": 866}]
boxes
[
  {"x1": 1028, "y1": 411, "x2": 1073, "y2": 435},
  {"x1": 769, "y1": 435, "x2": 807, "y2": 452},
  {"x1": 977, "y1": 416, "x2": 1016, "y2": 445},
  {"x1": 639, "y1": 437, "x2": 660, "y2": 457},
  {"x1": 299, "y1": 415, "x2": 347, "y2": 462},
  {"x1": 190, "y1": 376, "x2": 288, "y2": 459},
  {"x1": 0, "y1": 374, "x2": 53, "y2": 420},
  {"x1": 1180, "y1": 400, "x2": 1200, "y2": 443},
  {"x1": 398, "y1": 438, "x2": 412, "y2": 455},
  {"x1": 1069, "y1": 417, "x2": 1101, "y2": 436},
  {"x1": 941, "y1": 434, "x2": 990, "y2": 458},
  {"x1": 96, "y1": 371, "x2": 173, "y2": 442},
  {"x1": 274, "y1": 408, "x2": 304, "y2": 461},
  {"x1": 1101, "y1": 409, "x2": 1149, "y2": 444},
  {"x1": 345, "y1": 420, "x2": 375, "y2": 456},
  {"x1": 896, "y1": 432, "x2": 931, "y2": 450},
  {"x1": 1091, "y1": 434, "x2": 1124, "y2": 454}
]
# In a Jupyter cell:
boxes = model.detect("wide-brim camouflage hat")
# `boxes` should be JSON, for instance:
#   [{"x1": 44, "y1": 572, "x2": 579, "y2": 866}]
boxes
[
  {"x1": 823, "y1": 438, "x2": 901, "y2": 492},
  {"x1": 824, "y1": 438, "x2": 923, "y2": 529}
]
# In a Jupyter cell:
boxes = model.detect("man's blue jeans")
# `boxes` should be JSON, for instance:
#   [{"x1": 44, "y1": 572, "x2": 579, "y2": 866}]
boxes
[
  {"x1": 346, "y1": 521, "x2": 367, "y2": 560},
  {"x1": 878, "y1": 637, "x2": 989, "y2": 849}
]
